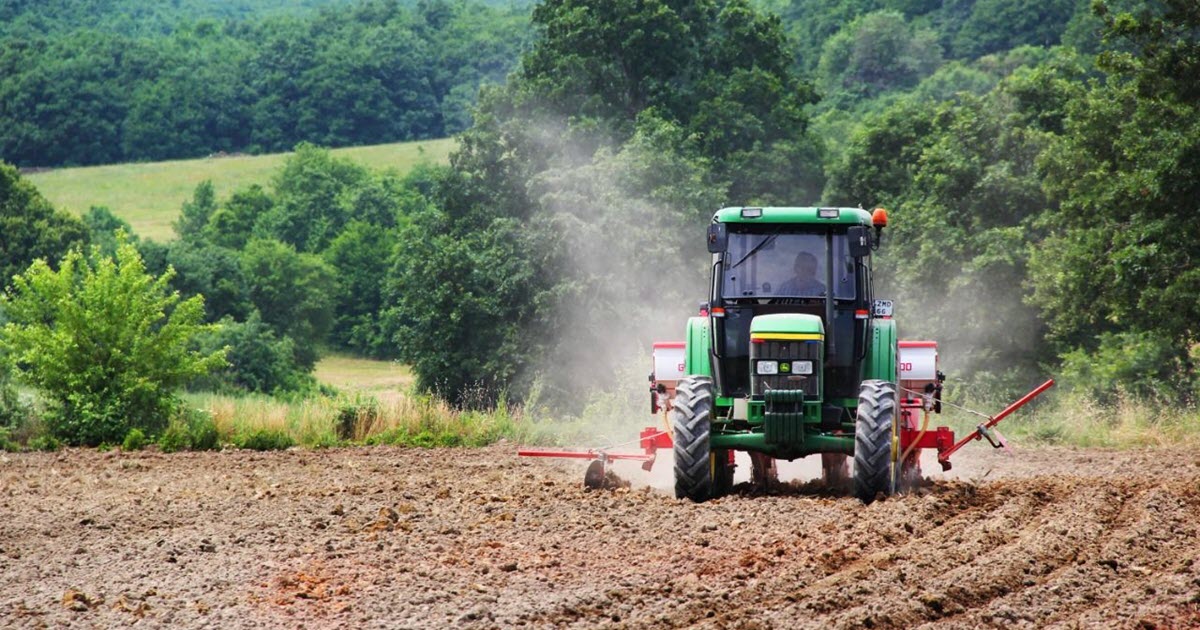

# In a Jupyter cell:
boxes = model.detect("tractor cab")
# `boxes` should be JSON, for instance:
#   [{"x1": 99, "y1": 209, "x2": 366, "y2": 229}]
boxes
[{"x1": 706, "y1": 208, "x2": 882, "y2": 407}]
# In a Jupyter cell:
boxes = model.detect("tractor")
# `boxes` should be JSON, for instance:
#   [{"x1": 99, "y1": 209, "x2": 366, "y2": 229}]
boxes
[
  {"x1": 521, "y1": 206, "x2": 1054, "y2": 502},
  {"x1": 667, "y1": 206, "x2": 918, "y2": 503}
]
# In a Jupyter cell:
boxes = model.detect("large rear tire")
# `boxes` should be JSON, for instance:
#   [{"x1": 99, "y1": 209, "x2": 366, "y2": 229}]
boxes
[
  {"x1": 854, "y1": 380, "x2": 897, "y2": 504},
  {"x1": 671, "y1": 375, "x2": 715, "y2": 502}
]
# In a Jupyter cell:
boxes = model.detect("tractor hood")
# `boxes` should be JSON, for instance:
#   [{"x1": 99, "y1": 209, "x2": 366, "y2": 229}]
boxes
[{"x1": 750, "y1": 313, "x2": 824, "y2": 337}]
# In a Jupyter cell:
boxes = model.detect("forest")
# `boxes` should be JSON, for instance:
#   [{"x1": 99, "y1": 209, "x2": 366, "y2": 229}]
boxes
[
  {"x1": 0, "y1": 0, "x2": 531, "y2": 166},
  {"x1": 1, "y1": 0, "x2": 1198, "y2": 448}
]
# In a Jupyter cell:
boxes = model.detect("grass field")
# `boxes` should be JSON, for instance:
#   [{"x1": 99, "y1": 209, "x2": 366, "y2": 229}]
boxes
[
  {"x1": 26, "y1": 138, "x2": 456, "y2": 241},
  {"x1": 313, "y1": 353, "x2": 414, "y2": 398}
]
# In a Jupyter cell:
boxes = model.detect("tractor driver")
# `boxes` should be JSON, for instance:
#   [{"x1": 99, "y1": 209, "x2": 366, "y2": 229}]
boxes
[{"x1": 777, "y1": 251, "x2": 826, "y2": 296}]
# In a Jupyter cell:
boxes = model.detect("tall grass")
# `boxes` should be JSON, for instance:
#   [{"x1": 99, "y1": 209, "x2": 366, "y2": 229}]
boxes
[{"x1": 183, "y1": 390, "x2": 548, "y2": 448}]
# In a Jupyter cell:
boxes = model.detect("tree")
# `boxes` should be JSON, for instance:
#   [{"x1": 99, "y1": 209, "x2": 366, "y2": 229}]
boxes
[
  {"x1": 0, "y1": 242, "x2": 226, "y2": 445},
  {"x1": 191, "y1": 313, "x2": 314, "y2": 395},
  {"x1": 825, "y1": 71, "x2": 1065, "y2": 387},
  {"x1": 1029, "y1": 1, "x2": 1200, "y2": 397},
  {"x1": 385, "y1": 212, "x2": 544, "y2": 403},
  {"x1": 156, "y1": 239, "x2": 253, "y2": 323},
  {"x1": 949, "y1": 0, "x2": 1079, "y2": 59},
  {"x1": 257, "y1": 144, "x2": 368, "y2": 252},
  {"x1": 0, "y1": 161, "x2": 89, "y2": 290},
  {"x1": 82, "y1": 206, "x2": 137, "y2": 259},
  {"x1": 324, "y1": 220, "x2": 399, "y2": 358},
  {"x1": 206, "y1": 184, "x2": 273, "y2": 250},
  {"x1": 816, "y1": 11, "x2": 943, "y2": 107},
  {"x1": 239, "y1": 238, "x2": 336, "y2": 370},
  {"x1": 174, "y1": 180, "x2": 217, "y2": 241}
]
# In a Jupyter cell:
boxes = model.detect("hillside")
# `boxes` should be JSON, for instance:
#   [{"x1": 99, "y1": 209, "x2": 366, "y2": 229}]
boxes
[{"x1": 26, "y1": 138, "x2": 455, "y2": 241}]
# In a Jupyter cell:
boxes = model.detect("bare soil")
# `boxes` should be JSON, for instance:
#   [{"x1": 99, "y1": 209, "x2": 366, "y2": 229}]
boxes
[{"x1": 1, "y1": 444, "x2": 1198, "y2": 628}]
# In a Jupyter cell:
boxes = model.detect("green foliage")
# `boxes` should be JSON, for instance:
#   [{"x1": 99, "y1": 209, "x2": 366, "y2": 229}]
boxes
[
  {"x1": 386, "y1": 209, "x2": 539, "y2": 403},
  {"x1": 258, "y1": 144, "x2": 369, "y2": 252},
  {"x1": 0, "y1": 162, "x2": 89, "y2": 290},
  {"x1": 816, "y1": 11, "x2": 943, "y2": 107},
  {"x1": 158, "y1": 409, "x2": 221, "y2": 452},
  {"x1": 234, "y1": 428, "x2": 294, "y2": 451},
  {"x1": 324, "y1": 221, "x2": 400, "y2": 358},
  {"x1": 82, "y1": 206, "x2": 136, "y2": 259},
  {"x1": 151, "y1": 238, "x2": 252, "y2": 324},
  {"x1": 0, "y1": 369, "x2": 33, "y2": 431},
  {"x1": 1029, "y1": 1, "x2": 1200, "y2": 401},
  {"x1": 240, "y1": 238, "x2": 336, "y2": 370},
  {"x1": 335, "y1": 394, "x2": 379, "y2": 440},
  {"x1": 0, "y1": 428, "x2": 21, "y2": 452},
  {"x1": 826, "y1": 73, "x2": 1063, "y2": 382},
  {"x1": 188, "y1": 416, "x2": 221, "y2": 451},
  {"x1": 157, "y1": 422, "x2": 191, "y2": 454},
  {"x1": 174, "y1": 180, "x2": 217, "y2": 241},
  {"x1": 121, "y1": 428, "x2": 147, "y2": 451},
  {"x1": 28, "y1": 435, "x2": 61, "y2": 452},
  {"x1": 949, "y1": 0, "x2": 1079, "y2": 59},
  {"x1": 192, "y1": 314, "x2": 315, "y2": 395},
  {"x1": 206, "y1": 184, "x2": 273, "y2": 250},
  {"x1": 0, "y1": 241, "x2": 227, "y2": 445},
  {"x1": 1059, "y1": 332, "x2": 1191, "y2": 405},
  {"x1": 0, "y1": 1, "x2": 530, "y2": 167}
]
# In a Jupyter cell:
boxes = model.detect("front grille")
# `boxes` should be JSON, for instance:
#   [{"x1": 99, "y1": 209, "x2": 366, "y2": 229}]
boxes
[{"x1": 750, "y1": 339, "x2": 821, "y2": 398}]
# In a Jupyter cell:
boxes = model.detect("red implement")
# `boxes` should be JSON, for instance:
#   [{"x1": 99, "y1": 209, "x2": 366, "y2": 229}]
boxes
[{"x1": 518, "y1": 428, "x2": 673, "y2": 488}]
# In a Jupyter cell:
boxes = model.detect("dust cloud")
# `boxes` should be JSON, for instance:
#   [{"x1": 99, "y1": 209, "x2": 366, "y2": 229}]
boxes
[{"x1": 516, "y1": 120, "x2": 712, "y2": 447}]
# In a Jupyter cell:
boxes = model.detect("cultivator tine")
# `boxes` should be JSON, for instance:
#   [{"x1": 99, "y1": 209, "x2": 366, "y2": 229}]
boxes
[{"x1": 976, "y1": 424, "x2": 1013, "y2": 455}]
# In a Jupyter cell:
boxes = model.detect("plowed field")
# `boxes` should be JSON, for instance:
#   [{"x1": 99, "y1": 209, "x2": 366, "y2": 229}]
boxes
[{"x1": 1, "y1": 444, "x2": 1198, "y2": 628}]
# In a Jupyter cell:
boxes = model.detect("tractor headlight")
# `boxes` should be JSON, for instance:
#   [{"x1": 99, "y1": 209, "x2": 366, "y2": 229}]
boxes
[
  {"x1": 791, "y1": 361, "x2": 813, "y2": 375},
  {"x1": 756, "y1": 360, "x2": 778, "y2": 375}
]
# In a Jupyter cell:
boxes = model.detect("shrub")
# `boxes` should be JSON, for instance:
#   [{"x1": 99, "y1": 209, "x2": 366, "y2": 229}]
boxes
[
  {"x1": 0, "y1": 427, "x2": 19, "y2": 452},
  {"x1": 335, "y1": 395, "x2": 379, "y2": 440},
  {"x1": 189, "y1": 414, "x2": 220, "y2": 451},
  {"x1": 0, "y1": 382, "x2": 33, "y2": 431},
  {"x1": 235, "y1": 429, "x2": 294, "y2": 451},
  {"x1": 190, "y1": 313, "x2": 317, "y2": 395},
  {"x1": 159, "y1": 409, "x2": 222, "y2": 453},
  {"x1": 157, "y1": 422, "x2": 191, "y2": 454},
  {"x1": 0, "y1": 241, "x2": 227, "y2": 445},
  {"x1": 1059, "y1": 332, "x2": 1190, "y2": 405},
  {"x1": 28, "y1": 435, "x2": 61, "y2": 452},
  {"x1": 122, "y1": 428, "x2": 148, "y2": 451}
]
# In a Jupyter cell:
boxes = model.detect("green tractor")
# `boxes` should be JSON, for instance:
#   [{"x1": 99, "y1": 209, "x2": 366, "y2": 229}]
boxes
[{"x1": 669, "y1": 206, "x2": 905, "y2": 503}]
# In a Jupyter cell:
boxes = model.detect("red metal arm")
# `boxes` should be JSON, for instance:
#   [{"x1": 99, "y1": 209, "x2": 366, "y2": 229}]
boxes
[{"x1": 937, "y1": 379, "x2": 1055, "y2": 469}]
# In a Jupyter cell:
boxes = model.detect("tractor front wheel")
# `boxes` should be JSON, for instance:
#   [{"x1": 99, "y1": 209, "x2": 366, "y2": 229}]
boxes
[
  {"x1": 854, "y1": 380, "x2": 898, "y2": 504},
  {"x1": 671, "y1": 375, "x2": 716, "y2": 502}
]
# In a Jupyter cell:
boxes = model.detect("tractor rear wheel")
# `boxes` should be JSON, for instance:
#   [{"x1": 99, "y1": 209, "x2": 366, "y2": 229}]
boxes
[
  {"x1": 854, "y1": 380, "x2": 898, "y2": 504},
  {"x1": 671, "y1": 375, "x2": 716, "y2": 502}
]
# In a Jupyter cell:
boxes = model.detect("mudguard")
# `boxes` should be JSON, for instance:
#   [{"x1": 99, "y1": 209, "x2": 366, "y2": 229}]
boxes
[
  {"x1": 683, "y1": 316, "x2": 712, "y2": 377},
  {"x1": 862, "y1": 318, "x2": 898, "y2": 383}
]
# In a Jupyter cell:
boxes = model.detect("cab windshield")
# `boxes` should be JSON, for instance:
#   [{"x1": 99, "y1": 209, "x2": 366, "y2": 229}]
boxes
[{"x1": 721, "y1": 231, "x2": 855, "y2": 300}]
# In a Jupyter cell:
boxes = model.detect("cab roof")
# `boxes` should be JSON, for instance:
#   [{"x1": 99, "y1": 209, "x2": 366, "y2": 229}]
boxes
[{"x1": 713, "y1": 207, "x2": 872, "y2": 225}]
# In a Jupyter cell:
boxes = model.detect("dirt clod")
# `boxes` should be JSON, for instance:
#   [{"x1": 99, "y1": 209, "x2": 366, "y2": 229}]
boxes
[{"x1": 61, "y1": 589, "x2": 94, "y2": 612}]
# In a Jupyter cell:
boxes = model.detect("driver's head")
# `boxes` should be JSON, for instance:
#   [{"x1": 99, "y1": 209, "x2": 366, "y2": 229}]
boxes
[{"x1": 794, "y1": 252, "x2": 818, "y2": 278}]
